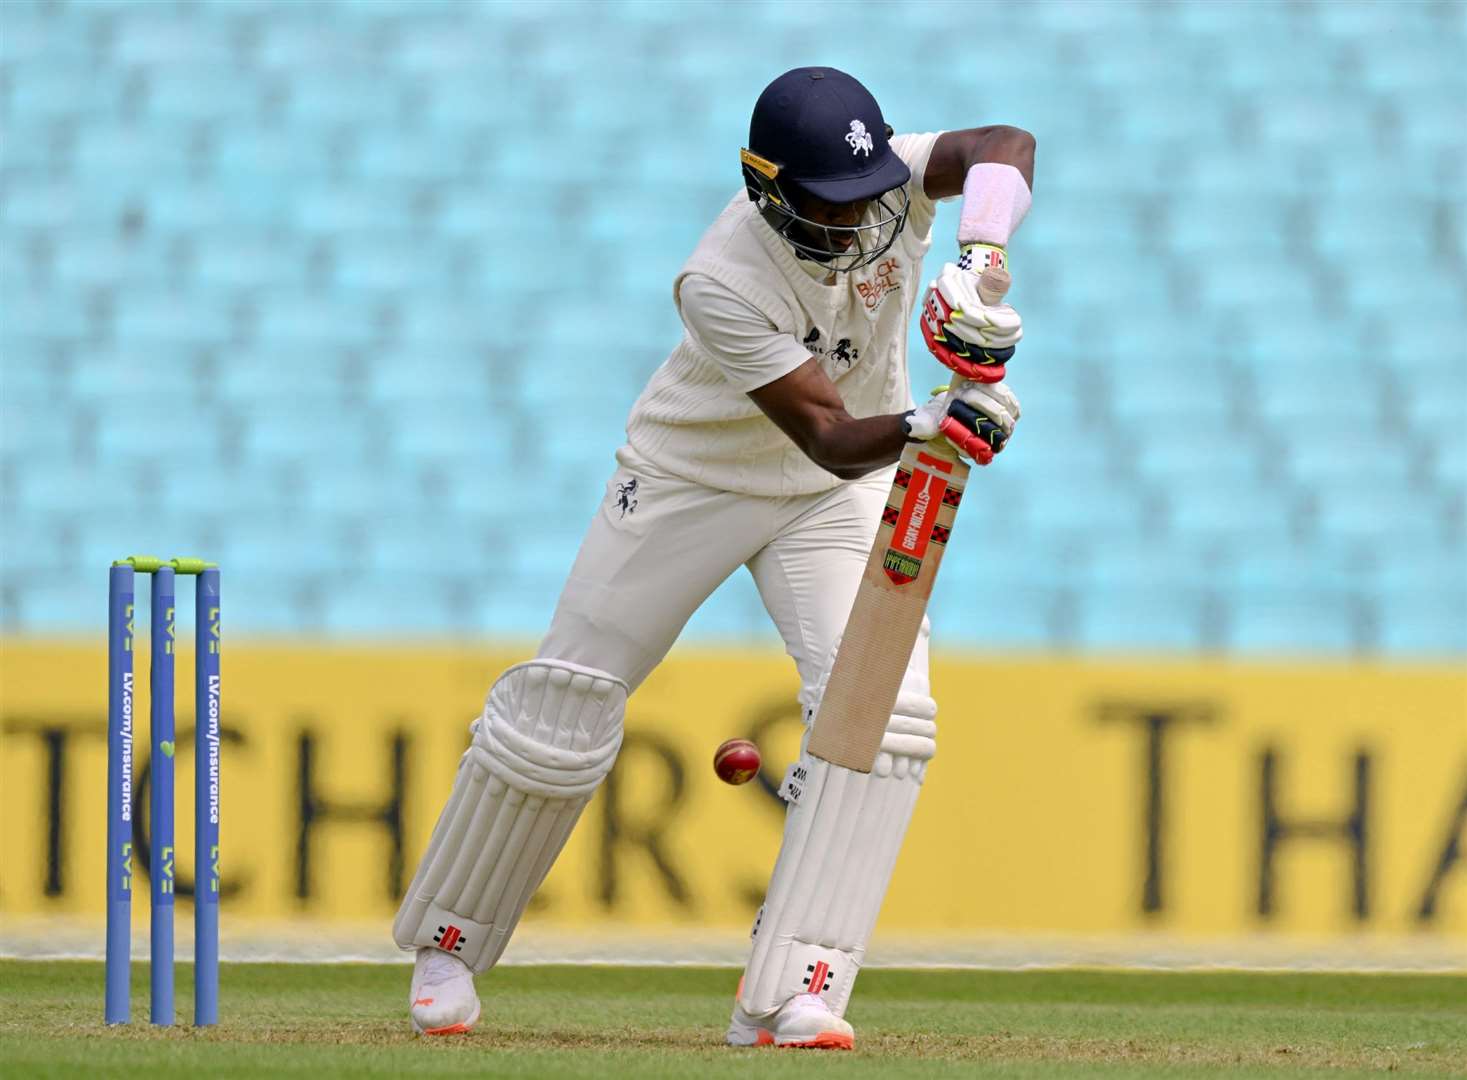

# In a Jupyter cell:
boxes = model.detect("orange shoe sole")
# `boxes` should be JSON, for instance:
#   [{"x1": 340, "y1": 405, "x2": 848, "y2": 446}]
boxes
[
  {"x1": 781, "y1": 1031, "x2": 853, "y2": 1050},
  {"x1": 751, "y1": 1030, "x2": 852, "y2": 1050},
  {"x1": 420, "y1": 1020, "x2": 475, "y2": 1036}
]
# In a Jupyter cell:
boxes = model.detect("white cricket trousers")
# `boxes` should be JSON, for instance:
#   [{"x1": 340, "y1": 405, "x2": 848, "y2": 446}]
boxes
[{"x1": 537, "y1": 448, "x2": 931, "y2": 702}]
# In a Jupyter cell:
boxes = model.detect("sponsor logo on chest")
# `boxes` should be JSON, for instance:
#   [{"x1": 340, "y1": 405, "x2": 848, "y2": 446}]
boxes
[{"x1": 855, "y1": 256, "x2": 901, "y2": 313}]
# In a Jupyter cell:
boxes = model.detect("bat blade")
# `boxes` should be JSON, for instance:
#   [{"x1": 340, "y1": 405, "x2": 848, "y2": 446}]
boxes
[{"x1": 806, "y1": 439, "x2": 968, "y2": 772}]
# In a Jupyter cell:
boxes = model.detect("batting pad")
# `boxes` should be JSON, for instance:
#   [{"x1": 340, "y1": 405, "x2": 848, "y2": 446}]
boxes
[
  {"x1": 393, "y1": 659, "x2": 626, "y2": 973},
  {"x1": 738, "y1": 689, "x2": 936, "y2": 1018}
]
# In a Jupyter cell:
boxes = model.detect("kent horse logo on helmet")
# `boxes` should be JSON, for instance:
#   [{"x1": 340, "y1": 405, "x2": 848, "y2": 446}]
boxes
[{"x1": 741, "y1": 67, "x2": 911, "y2": 273}]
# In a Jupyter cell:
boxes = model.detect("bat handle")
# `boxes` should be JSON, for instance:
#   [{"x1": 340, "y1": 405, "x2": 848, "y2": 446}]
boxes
[{"x1": 976, "y1": 266, "x2": 1011, "y2": 307}]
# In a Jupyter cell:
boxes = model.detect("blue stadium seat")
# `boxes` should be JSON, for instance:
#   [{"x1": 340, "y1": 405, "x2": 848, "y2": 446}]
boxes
[
  {"x1": 112, "y1": 296, "x2": 236, "y2": 349},
  {"x1": 193, "y1": 235, "x2": 311, "y2": 292},
  {"x1": 1183, "y1": 146, "x2": 1318, "y2": 198},
  {"x1": 1398, "y1": 99, "x2": 1467, "y2": 150},
  {"x1": 1164, "y1": 196, "x2": 1299, "y2": 258},
  {"x1": 1340, "y1": 271, "x2": 1464, "y2": 324},
  {"x1": 0, "y1": 397, "x2": 76, "y2": 460},
  {"x1": 0, "y1": 6, "x2": 84, "y2": 63},
  {"x1": 1402, "y1": 373, "x2": 1467, "y2": 429},
  {"x1": 1312, "y1": 483, "x2": 1452, "y2": 547},
  {"x1": 1279, "y1": 432, "x2": 1417, "y2": 492},
  {"x1": 1226, "y1": 590, "x2": 1366, "y2": 655},
  {"x1": 5, "y1": 63, "x2": 132, "y2": 121},
  {"x1": 144, "y1": 66, "x2": 264, "y2": 124},
  {"x1": 1230, "y1": 545, "x2": 1362, "y2": 597},
  {"x1": 1381, "y1": 316, "x2": 1465, "y2": 378},
  {"x1": 237, "y1": 407, "x2": 381, "y2": 467},
  {"x1": 1, "y1": 288, "x2": 92, "y2": 346},
  {"x1": 386, "y1": 400, "x2": 514, "y2": 467},
  {"x1": 1426, "y1": 425, "x2": 1466, "y2": 489},
  {"x1": 679, "y1": 570, "x2": 775, "y2": 643},
  {"x1": 287, "y1": 183, "x2": 417, "y2": 235},
  {"x1": 216, "y1": 348, "x2": 354, "y2": 401},
  {"x1": 217, "y1": 514, "x2": 340, "y2": 575},
  {"x1": 1257, "y1": 92, "x2": 1376, "y2": 150},
  {"x1": 10, "y1": 463, "x2": 139, "y2": 516},
  {"x1": 0, "y1": 514, "x2": 78, "y2": 577},
  {"x1": 1023, "y1": 475, "x2": 1154, "y2": 546},
  {"x1": 1165, "y1": 479, "x2": 1302, "y2": 549},
  {"x1": 209, "y1": 131, "x2": 336, "y2": 182},
  {"x1": 1110, "y1": 365, "x2": 1237, "y2": 427},
  {"x1": 1132, "y1": 438, "x2": 1265, "y2": 492},
  {"x1": 0, "y1": 347, "x2": 57, "y2": 403},
  {"x1": 320, "y1": 570, "x2": 496, "y2": 637},
  {"x1": 3, "y1": 579, "x2": 112, "y2": 635},
  {"x1": 91, "y1": 398, "x2": 232, "y2": 467},
  {"x1": 1378, "y1": 588, "x2": 1467, "y2": 656},
  {"x1": 1087, "y1": 541, "x2": 1221, "y2": 593},
  {"x1": 361, "y1": 348, "x2": 495, "y2": 405},
  {"x1": 474, "y1": 577, "x2": 562, "y2": 642},
  {"x1": 253, "y1": 296, "x2": 384, "y2": 350},
  {"x1": 108, "y1": 6, "x2": 237, "y2": 66},
  {"x1": 1311, "y1": 199, "x2": 1436, "y2": 263},
  {"x1": 930, "y1": 584, "x2": 1069, "y2": 652},
  {"x1": 1192, "y1": 260, "x2": 1318, "y2": 320},
  {"x1": 1072, "y1": 583, "x2": 1211, "y2": 653},
  {"x1": 1370, "y1": 537, "x2": 1467, "y2": 597},
  {"x1": 50, "y1": 235, "x2": 176, "y2": 290}
]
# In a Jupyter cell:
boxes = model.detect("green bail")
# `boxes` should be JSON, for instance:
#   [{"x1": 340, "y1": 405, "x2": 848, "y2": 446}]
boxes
[{"x1": 112, "y1": 555, "x2": 217, "y2": 574}]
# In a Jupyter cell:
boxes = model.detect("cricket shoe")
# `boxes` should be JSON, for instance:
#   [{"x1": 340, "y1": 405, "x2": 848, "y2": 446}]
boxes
[
  {"x1": 409, "y1": 947, "x2": 481, "y2": 1035},
  {"x1": 726, "y1": 991, "x2": 854, "y2": 1050}
]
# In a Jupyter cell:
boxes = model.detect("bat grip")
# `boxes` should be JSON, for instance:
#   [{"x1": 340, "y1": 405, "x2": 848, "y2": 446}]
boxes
[{"x1": 976, "y1": 266, "x2": 1011, "y2": 307}]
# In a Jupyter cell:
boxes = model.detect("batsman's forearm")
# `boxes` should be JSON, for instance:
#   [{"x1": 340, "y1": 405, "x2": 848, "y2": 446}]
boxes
[{"x1": 808, "y1": 413, "x2": 912, "y2": 480}]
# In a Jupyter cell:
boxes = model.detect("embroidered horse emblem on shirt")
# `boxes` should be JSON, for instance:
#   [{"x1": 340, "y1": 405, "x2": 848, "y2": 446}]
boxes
[{"x1": 615, "y1": 478, "x2": 639, "y2": 518}]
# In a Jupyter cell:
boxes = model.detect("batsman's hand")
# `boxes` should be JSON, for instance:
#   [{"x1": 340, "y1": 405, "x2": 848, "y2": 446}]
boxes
[
  {"x1": 920, "y1": 262, "x2": 1023, "y2": 383},
  {"x1": 903, "y1": 379, "x2": 1020, "y2": 465}
]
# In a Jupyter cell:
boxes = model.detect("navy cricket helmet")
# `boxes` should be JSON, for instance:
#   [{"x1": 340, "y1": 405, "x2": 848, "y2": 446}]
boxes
[{"x1": 741, "y1": 67, "x2": 911, "y2": 272}]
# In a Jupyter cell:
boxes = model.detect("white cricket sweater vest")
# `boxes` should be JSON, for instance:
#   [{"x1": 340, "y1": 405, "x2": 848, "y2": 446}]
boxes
[{"x1": 621, "y1": 153, "x2": 938, "y2": 496}]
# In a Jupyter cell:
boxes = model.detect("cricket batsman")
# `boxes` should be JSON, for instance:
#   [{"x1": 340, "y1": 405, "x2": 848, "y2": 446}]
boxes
[{"x1": 393, "y1": 67, "x2": 1035, "y2": 1049}]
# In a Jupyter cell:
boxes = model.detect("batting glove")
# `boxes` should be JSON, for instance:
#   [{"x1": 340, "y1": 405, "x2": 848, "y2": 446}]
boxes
[
  {"x1": 903, "y1": 379, "x2": 1020, "y2": 465},
  {"x1": 919, "y1": 261, "x2": 1023, "y2": 383}
]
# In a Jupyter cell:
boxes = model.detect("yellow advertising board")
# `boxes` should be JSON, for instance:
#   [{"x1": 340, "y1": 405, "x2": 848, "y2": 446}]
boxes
[{"x1": 2, "y1": 641, "x2": 1464, "y2": 951}]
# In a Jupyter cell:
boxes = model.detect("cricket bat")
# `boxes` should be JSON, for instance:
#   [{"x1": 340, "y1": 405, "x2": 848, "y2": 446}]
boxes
[{"x1": 805, "y1": 266, "x2": 1010, "y2": 772}]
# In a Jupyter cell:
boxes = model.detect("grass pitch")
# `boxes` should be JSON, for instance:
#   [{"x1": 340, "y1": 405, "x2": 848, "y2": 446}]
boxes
[{"x1": 0, "y1": 961, "x2": 1462, "y2": 1078}]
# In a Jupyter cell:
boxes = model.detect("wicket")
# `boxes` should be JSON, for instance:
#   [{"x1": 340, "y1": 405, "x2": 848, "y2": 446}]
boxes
[{"x1": 105, "y1": 555, "x2": 221, "y2": 1026}]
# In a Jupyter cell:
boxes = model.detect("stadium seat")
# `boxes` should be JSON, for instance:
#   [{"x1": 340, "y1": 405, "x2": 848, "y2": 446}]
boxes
[
  {"x1": 1164, "y1": 479, "x2": 1302, "y2": 549},
  {"x1": 929, "y1": 583, "x2": 1068, "y2": 652},
  {"x1": 1225, "y1": 589, "x2": 1366, "y2": 655},
  {"x1": 1378, "y1": 588, "x2": 1467, "y2": 656},
  {"x1": 1072, "y1": 583, "x2": 1212, "y2": 653}
]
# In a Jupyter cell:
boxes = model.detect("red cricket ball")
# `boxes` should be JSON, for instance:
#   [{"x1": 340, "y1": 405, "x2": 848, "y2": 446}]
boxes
[{"x1": 713, "y1": 738, "x2": 761, "y2": 785}]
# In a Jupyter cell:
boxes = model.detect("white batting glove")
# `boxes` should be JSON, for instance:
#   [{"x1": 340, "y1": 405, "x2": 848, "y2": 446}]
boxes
[
  {"x1": 920, "y1": 262, "x2": 1024, "y2": 382},
  {"x1": 903, "y1": 380, "x2": 1020, "y2": 465}
]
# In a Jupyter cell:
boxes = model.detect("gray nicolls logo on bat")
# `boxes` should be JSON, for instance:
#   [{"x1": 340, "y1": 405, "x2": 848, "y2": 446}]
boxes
[{"x1": 615, "y1": 478, "x2": 639, "y2": 518}]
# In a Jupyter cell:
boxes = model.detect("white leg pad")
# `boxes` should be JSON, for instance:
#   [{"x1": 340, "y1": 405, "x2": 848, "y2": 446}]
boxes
[
  {"x1": 393, "y1": 659, "x2": 626, "y2": 973},
  {"x1": 738, "y1": 686, "x2": 936, "y2": 1018}
]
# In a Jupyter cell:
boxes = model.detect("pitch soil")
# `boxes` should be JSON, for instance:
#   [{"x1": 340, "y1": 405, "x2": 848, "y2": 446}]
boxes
[{"x1": 1, "y1": 961, "x2": 1462, "y2": 1078}]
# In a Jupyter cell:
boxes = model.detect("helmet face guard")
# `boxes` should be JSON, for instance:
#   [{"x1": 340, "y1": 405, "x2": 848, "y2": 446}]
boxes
[{"x1": 742, "y1": 147, "x2": 910, "y2": 274}]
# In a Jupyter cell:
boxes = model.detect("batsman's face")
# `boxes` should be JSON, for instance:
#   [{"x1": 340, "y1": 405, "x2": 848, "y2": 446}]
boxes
[{"x1": 792, "y1": 192, "x2": 872, "y2": 253}]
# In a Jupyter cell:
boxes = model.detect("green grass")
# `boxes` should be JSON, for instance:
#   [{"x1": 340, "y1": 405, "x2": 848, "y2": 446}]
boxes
[{"x1": 1, "y1": 961, "x2": 1463, "y2": 1078}]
